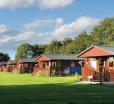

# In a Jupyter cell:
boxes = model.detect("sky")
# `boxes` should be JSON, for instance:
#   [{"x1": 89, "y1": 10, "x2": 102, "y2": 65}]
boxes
[{"x1": 0, "y1": 0, "x2": 114, "y2": 59}]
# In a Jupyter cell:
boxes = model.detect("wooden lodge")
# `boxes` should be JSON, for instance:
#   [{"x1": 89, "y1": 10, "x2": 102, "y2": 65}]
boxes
[
  {"x1": 17, "y1": 58, "x2": 37, "y2": 73},
  {"x1": 7, "y1": 60, "x2": 17, "y2": 72},
  {"x1": 0, "y1": 62, "x2": 7, "y2": 72},
  {"x1": 34, "y1": 54, "x2": 83, "y2": 76},
  {"x1": 0, "y1": 60, "x2": 16, "y2": 72},
  {"x1": 78, "y1": 45, "x2": 114, "y2": 82}
]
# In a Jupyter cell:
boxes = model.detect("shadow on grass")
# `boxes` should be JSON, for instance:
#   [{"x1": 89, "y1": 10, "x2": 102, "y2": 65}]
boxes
[{"x1": 0, "y1": 83, "x2": 114, "y2": 104}]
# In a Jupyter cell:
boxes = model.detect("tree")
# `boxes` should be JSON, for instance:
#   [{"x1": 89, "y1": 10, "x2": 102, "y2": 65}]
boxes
[
  {"x1": 32, "y1": 44, "x2": 45, "y2": 57},
  {"x1": 0, "y1": 53, "x2": 10, "y2": 61},
  {"x1": 90, "y1": 17, "x2": 114, "y2": 45},
  {"x1": 62, "y1": 38, "x2": 73, "y2": 46},
  {"x1": 15, "y1": 43, "x2": 33, "y2": 60},
  {"x1": 65, "y1": 32, "x2": 90, "y2": 54},
  {"x1": 45, "y1": 40, "x2": 62, "y2": 54}
]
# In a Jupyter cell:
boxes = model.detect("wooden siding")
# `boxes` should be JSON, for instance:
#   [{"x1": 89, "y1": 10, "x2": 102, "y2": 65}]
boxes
[
  {"x1": 16, "y1": 60, "x2": 36, "y2": 73},
  {"x1": 82, "y1": 58, "x2": 93, "y2": 80},
  {"x1": 37, "y1": 55, "x2": 49, "y2": 62},
  {"x1": 34, "y1": 55, "x2": 82, "y2": 76}
]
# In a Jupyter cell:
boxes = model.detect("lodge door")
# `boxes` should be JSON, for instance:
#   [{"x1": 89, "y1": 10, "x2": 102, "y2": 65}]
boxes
[
  {"x1": 98, "y1": 58, "x2": 107, "y2": 81},
  {"x1": 99, "y1": 58, "x2": 105, "y2": 72}
]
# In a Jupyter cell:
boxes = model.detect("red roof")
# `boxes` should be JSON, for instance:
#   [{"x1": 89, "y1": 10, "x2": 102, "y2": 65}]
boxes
[{"x1": 77, "y1": 46, "x2": 114, "y2": 58}]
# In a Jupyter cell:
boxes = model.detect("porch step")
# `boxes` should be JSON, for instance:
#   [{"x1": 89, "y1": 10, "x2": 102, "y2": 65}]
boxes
[
  {"x1": 93, "y1": 79, "x2": 100, "y2": 82},
  {"x1": 93, "y1": 77, "x2": 100, "y2": 82}
]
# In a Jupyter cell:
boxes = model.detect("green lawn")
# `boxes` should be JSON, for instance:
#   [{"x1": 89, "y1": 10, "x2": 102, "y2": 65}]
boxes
[{"x1": 0, "y1": 73, "x2": 114, "y2": 104}]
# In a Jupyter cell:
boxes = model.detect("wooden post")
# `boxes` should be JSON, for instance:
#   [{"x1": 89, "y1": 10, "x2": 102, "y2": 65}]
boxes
[
  {"x1": 99, "y1": 66, "x2": 102, "y2": 84},
  {"x1": 99, "y1": 66, "x2": 103, "y2": 85},
  {"x1": 50, "y1": 61, "x2": 52, "y2": 77}
]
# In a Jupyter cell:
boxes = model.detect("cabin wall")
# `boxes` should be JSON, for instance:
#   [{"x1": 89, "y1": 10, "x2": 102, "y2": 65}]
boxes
[
  {"x1": 0, "y1": 64, "x2": 17, "y2": 73},
  {"x1": 105, "y1": 58, "x2": 114, "y2": 81},
  {"x1": 6, "y1": 64, "x2": 17, "y2": 72},
  {"x1": 34, "y1": 55, "x2": 50, "y2": 75},
  {"x1": 35, "y1": 56, "x2": 82, "y2": 76},
  {"x1": 36, "y1": 55, "x2": 49, "y2": 70},
  {"x1": 82, "y1": 57, "x2": 114, "y2": 82},
  {"x1": 17, "y1": 61, "x2": 36, "y2": 73},
  {"x1": 0, "y1": 65, "x2": 7, "y2": 72},
  {"x1": 33, "y1": 62, "x2": 50, "y2": 76},
  {"x1": 82, "y1": 57, "x2": 104, "y2": 81},
  {"x1": 33, "y1": 55, "x2": 50, "y2": 75},
  {"x1": 49, "y1": 60, "x2": 81, "y2": 76},
  {"x1": 82, "y1": 58, "x2": 94, "y2": 80}
]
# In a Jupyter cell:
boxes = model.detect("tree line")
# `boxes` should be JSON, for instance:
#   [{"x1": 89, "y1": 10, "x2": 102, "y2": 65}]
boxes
[
  {"x1": 0, "y1": 53, "x2": 10, "y2": 62},
  {"x1": 7, "y1": 17, "x2": 114, "y2": 60}
]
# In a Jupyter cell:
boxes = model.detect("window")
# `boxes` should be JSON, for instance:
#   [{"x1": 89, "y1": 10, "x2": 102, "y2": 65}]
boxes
[
  {"x1": 42, "y1": 63, "x2": 46, "y2": 68},
  {"x1": 99, "y1": 58, "x2": 104, "y2": 66},
  {"x1": 88, "y1": 58, "x2": 97, "y2": 70},
  {"x1": 47, "y1": 62, "x2": 49, "y2": 66},
  {"x1": 52, "y1": 62, "x2": 56, "y2": 67},
  {"x1": 24, "y1": 63, "x2": 28, "y2": 67},
  {"x1": 71, "y1": 61, "x2": 75, "y2": 67},
  {"x1": 57, "y1": 61, "x2": 61, "y2": 67},
  {"x1": 109, "y1": 57, "x2": 113, "y2": 67}
]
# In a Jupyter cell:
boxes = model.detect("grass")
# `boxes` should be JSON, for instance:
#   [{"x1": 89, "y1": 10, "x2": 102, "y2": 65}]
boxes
[
  {"x1": 0, "y1": 72, "x2": 79, "y2": 85},
  {"x1": 0, "y1": 73, "x2": 114, "y2": 104}
]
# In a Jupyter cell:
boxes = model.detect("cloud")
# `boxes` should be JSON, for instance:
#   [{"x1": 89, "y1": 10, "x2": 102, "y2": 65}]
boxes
[
  {"x1": 0, "y1": 18, "x2": 63, "y2": 46},
  {"x1": 0, "y1": 16, "x2": 99, "y2": 45},
  {"x1": 0, "y1": 31, "x2": 47, "y2": 44},
  {"x1": 52, "y1": 17, "x2": 100, "y2": 38},
  {"x1": 24, "y1": 18, "x2": 63, "y2": 30},
  {"x1": 39, "y1": 0, "x2": 74, "y2": 9},
  {"x1": 0, "y1": 24, "x2": 10, "y2": 33},
  {"x1": 0, "y1": 17, "x2": 99, "y2": 45},
  {"x1": 13, "y1": 31, "x2": 51, "y2": 43},
  {"x1": 0, "y1": 0, "x2": 74, "y2": 9},
  {"x1": 0, "y1": 0, "x2": 36, "y2": 8}
]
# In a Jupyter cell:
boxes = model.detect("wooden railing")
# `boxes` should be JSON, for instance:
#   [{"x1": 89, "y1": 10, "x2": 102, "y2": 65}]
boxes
[
  {"x1": 93, "y1": 67, "x2": 110, "y2": 82},
  {"x1": 93, "y1": 71, "x2": 100, "y2": 82}
]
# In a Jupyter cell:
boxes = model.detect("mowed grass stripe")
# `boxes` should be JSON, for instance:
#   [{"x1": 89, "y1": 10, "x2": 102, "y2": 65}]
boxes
[{"x1": 0, "y1": 72, "x2": 79, "y2": 85}]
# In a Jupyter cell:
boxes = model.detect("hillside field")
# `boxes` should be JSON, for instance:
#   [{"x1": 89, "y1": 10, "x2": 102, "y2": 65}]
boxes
[{"x1": 0, "y1": 73, "x2": 114, "y2": 104}]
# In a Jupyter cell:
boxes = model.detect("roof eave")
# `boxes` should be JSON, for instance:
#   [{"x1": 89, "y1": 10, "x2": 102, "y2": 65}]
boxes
[{"x1": 77, "y1": 45, "x2": 95, "y2": 57}]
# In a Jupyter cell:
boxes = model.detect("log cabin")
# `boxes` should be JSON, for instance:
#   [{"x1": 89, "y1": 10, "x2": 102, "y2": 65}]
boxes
[
  {"x1": 17, "y1": 58, "x2": 37, "y2": 73},
  {"x1": 0, "y1": 62, "x2": 7, "y2": 72},
  {"x1": 7, "y1": 60, "x2": 17, "y2": 72},
  {"x1": 33, "y1": 54, "x2": 83, "y2": 76},
  {"x1": 77, "y1": 45, "x2": 114, "y2": 82}
]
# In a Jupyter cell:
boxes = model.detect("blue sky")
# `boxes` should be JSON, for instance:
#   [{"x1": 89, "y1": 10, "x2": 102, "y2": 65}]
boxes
[{"x1": 0, "y1": 0, "x2": 114, "y2": 59}]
